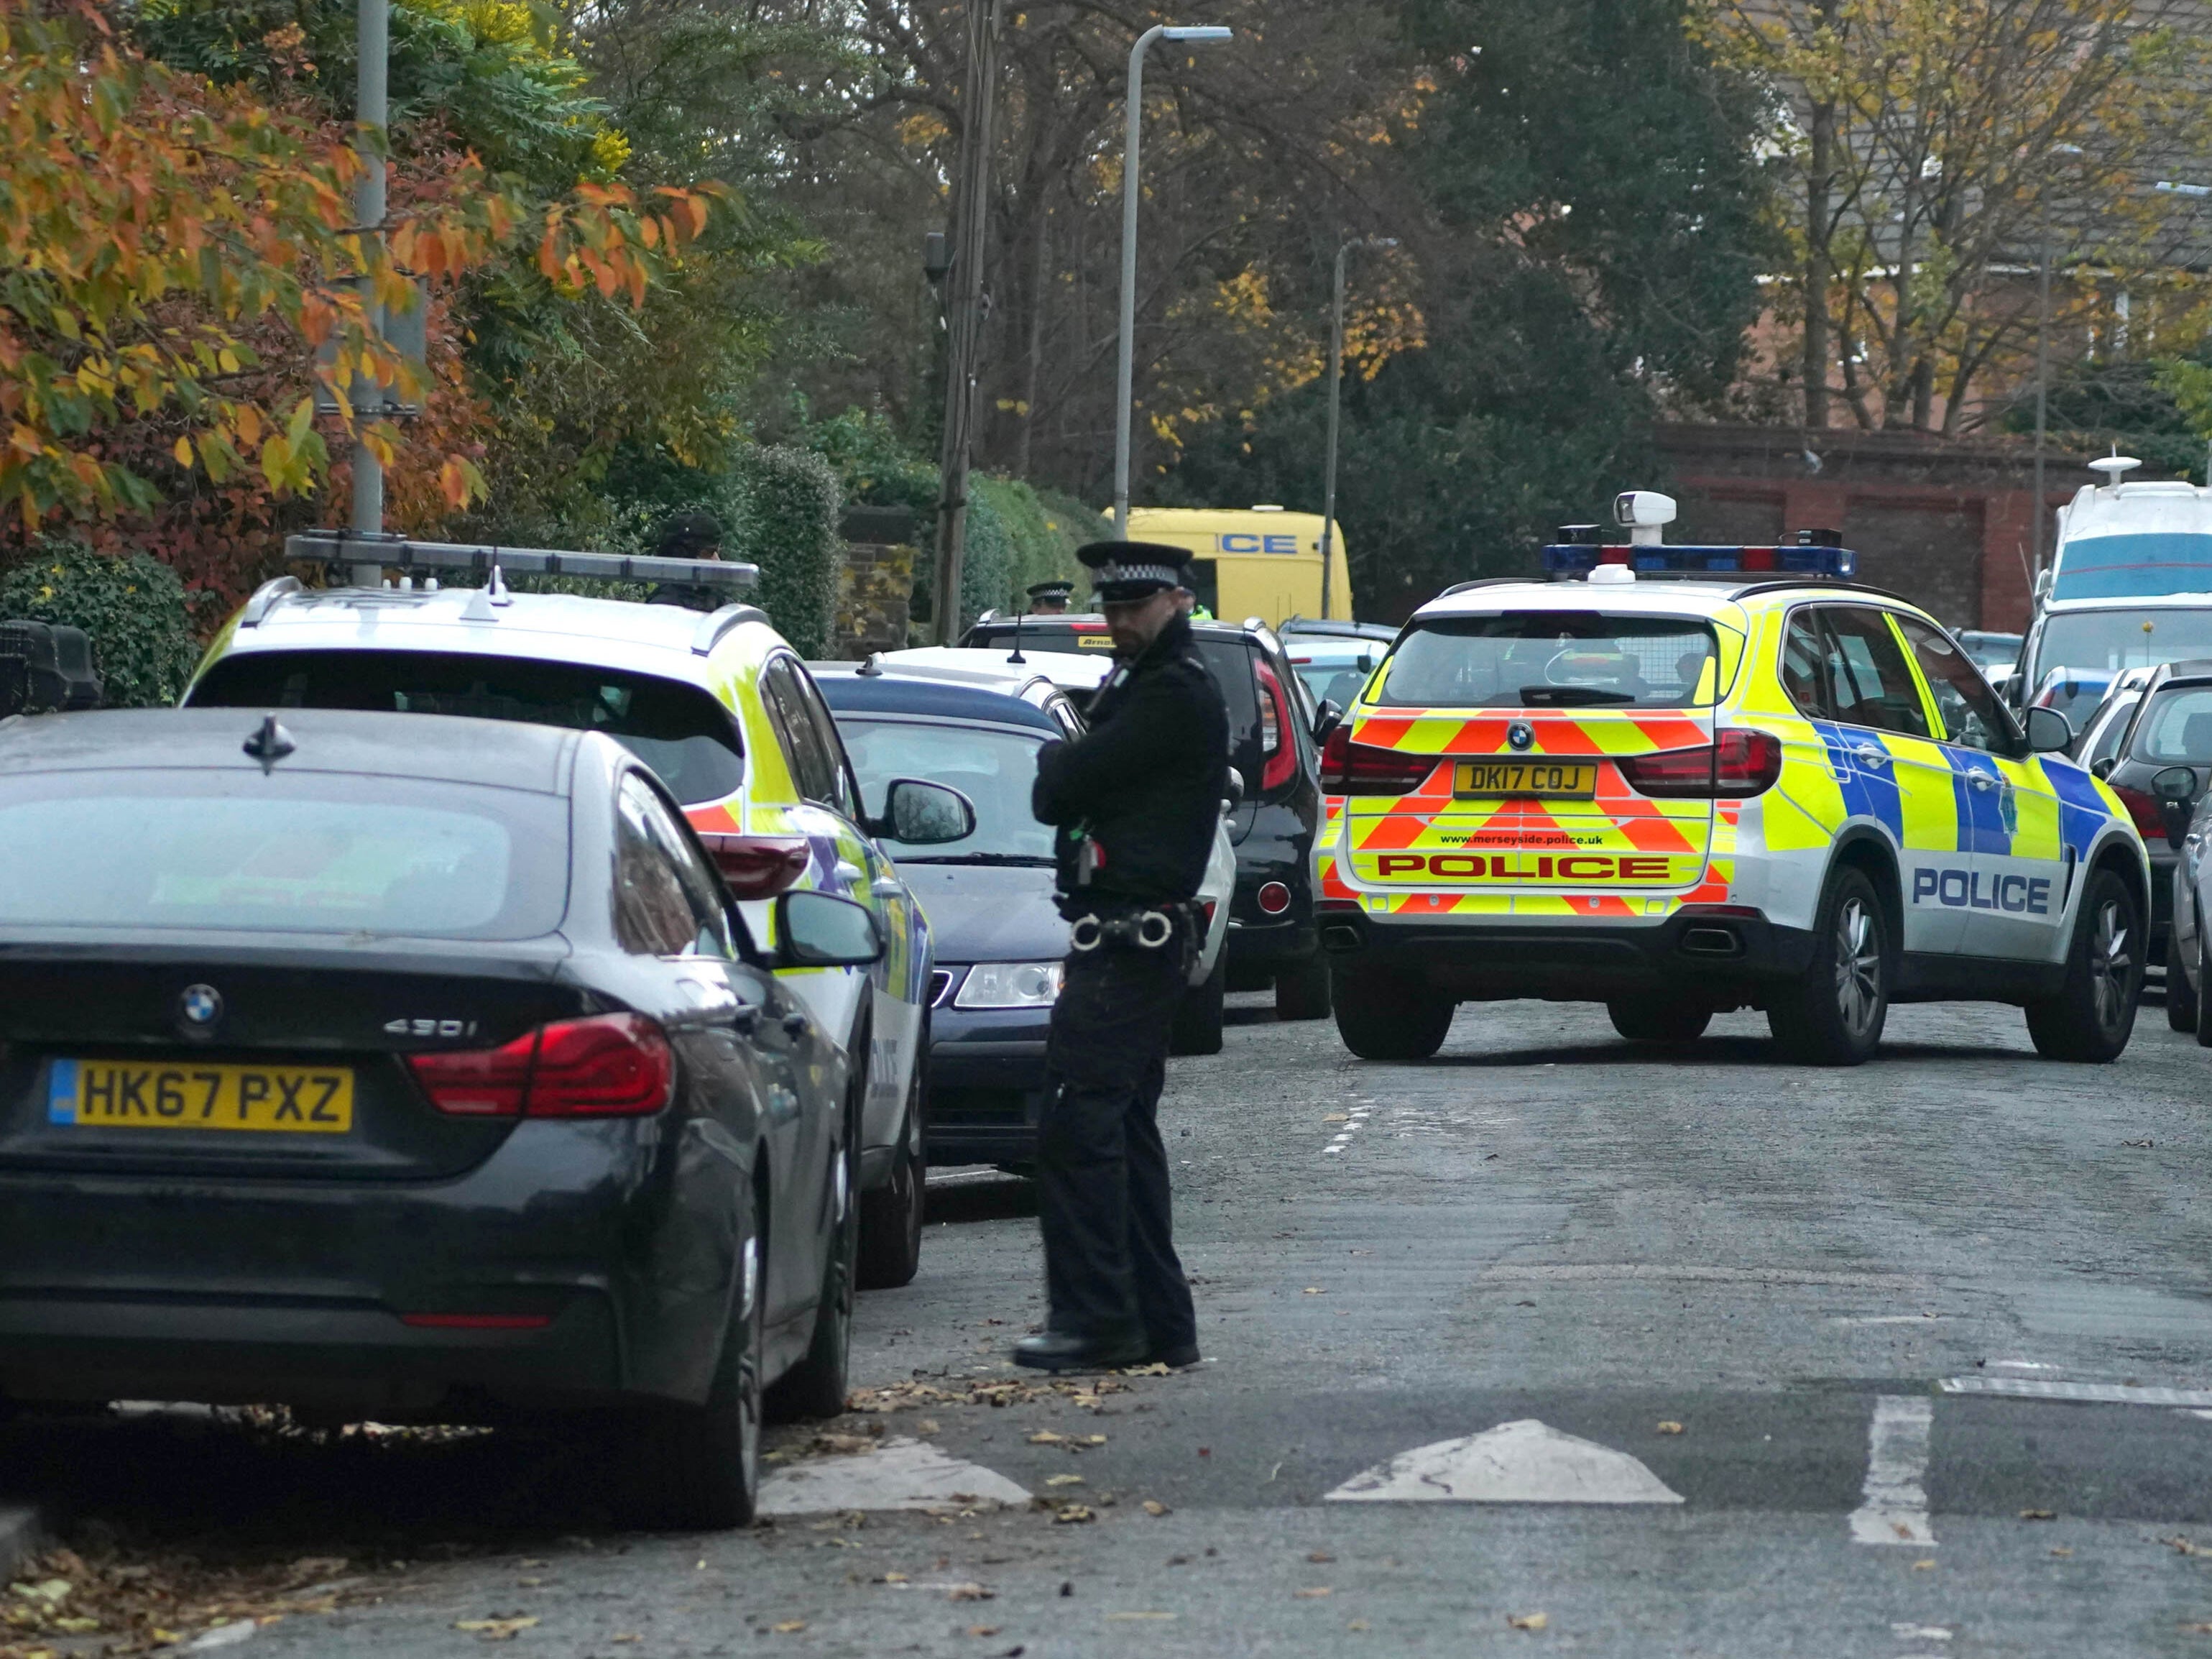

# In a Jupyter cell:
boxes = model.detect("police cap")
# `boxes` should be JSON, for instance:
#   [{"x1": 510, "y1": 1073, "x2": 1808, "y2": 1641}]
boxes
[
  {"x1": 1026, "y1": 579, "x2": 1075, "y2": 602},
  {"x1": 1077, "y1": 540, "x2": 1195, "y2": 603}
]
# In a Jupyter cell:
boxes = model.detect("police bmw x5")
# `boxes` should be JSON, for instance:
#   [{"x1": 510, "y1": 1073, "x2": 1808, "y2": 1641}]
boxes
[{"x1": 1315, "y1": 492, "x2": 2150, "y2": 1067}]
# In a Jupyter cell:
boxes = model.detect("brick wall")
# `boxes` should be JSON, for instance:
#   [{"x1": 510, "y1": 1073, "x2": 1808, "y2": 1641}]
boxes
[
  {"x1": 1653, "y1": 423, "x2": 2095, "y2": 632},
  {"x1": 834, "y1": 541, "x2": 915, "y2": 658}
]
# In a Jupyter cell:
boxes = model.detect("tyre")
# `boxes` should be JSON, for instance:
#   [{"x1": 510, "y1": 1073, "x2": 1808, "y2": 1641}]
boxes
[
  {"x1": 1767, "y1": 865, "x2": 1889, "y2": 1066},
  {"x1": 2195, "y1": 922, "x2": 2212, "y2": 1048},
  {"x1": 1607, "y1": 998, "x2": 1712, "y2": 1044},
  {"x1": 2026, "y1": 867, "x2": 2142, "y2": 1062},
  {"x1": 765, "y1": 1107, "x2": 858, "y2": 1422},
  {"x1": 1170, "y1": 945, "x2": 1227, "y2": 1055},
  {"x1": 857, "y1": 1052, "x2": 925, "y2": 1291},
  {"x1": 625, "y1": 1226, "x2": 764, "y2": 1529},
  {"x1": 2169, "y1": 960, "x2": 2199, "y2": 1031},
  {"x1": 1332, "y1": 964, "x2": 1453, "y2": 1061},
  {"x1": 1274, "y1": 950, "x2": 1334, "y2": 1021}
]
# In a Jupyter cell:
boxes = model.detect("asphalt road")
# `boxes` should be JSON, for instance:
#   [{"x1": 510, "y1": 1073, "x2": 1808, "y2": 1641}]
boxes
[{"x1": 17, "y1": 989, "x2": 2212, "y2": 1657}]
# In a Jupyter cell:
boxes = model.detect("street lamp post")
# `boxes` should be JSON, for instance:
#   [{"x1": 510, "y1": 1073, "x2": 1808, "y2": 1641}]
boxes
[
  {"x1": 349, "y1": 0, "x2": 390, "y2": 587},
  {"x1": 1318, "y1": 234, "x2": 1396, "y2": 620},
  {"x1": 2032, "y1": 144, "x2": 2084, "y2": 582},
  {"x1": 1112, "y1": 23, "x2": 1232, "y2": 540}
]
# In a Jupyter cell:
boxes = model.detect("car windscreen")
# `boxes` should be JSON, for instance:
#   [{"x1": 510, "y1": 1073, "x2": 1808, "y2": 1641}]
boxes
[
  {"x1": 2032, "y1": 610, "x2": 2212, "y2": 685},
  {"x1": 2127, "y1": 683, "x2": 2212, "y2": 765},
  {"x1": 0, "y1": 771, "x2": 568, "y2": 938},
  {"x1": 1378, "y1": 614, "x2": 1722, "y2": 709},
  {"x1": 192, "y1": 650, "x2": 743, "y2": 806},
  {"x1": 836, "y1": 718, "x2": 1055, "y2": 862},
  {"x1": 1288, "y1": 648, "x2": 1381, "y2": 712}
]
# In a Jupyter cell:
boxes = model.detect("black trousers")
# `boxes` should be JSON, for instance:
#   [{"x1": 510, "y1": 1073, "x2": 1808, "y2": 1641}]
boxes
[{"x1": 1036, "y1": 941, "x2": 1196, "y2": 1348}]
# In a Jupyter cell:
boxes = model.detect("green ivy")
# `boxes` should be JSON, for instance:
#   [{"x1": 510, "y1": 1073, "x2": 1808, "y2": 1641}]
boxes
[
  {"x1": 730, "y1": 446, "x2": 842, "y2": 658},
  {"x1": 0, "y1": 541, "x2": 200, "y2": 708}
]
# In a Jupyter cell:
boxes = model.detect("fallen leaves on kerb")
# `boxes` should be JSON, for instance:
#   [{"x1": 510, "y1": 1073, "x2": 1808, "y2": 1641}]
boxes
[
  {"x1": 2, "y1": 1545, "x2": 367, "y2": 1654},
  {"x1": 1507, "y1": 1612, "x2": 1549, "y2": 1632},
  {"x1": 454, "y1": 1615, "x2": 538, "y2": 1641}
]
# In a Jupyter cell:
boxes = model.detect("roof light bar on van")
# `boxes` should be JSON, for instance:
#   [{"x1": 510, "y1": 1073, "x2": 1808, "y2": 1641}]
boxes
[
  {"x1": 285, "y1": 532, "x2": 761, "y2": 592},
  {"x1": 1541, "y1": 541, "x2": 1857, "y2": 580}
]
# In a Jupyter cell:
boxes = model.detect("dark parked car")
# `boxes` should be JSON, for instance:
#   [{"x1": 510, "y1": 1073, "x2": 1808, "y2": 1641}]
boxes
[
  {"x1": 959, "y1": 612, "x2": 1332, "y2": 1018},
  {"x1": 0, "y1": 708, "x2": 880, "y2": 1529},
  {"x1": 2091, "y1": 660, "x2": 2212, "y2": 1023}
]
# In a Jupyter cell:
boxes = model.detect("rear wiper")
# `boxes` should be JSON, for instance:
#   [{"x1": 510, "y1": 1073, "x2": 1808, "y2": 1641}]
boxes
[
  {"x1": 1519, "y1": 686, "x2": 1636, "y2": 707},
  {"x1": 896, "y1": 853, "x2": 1056, "y2": 866}
]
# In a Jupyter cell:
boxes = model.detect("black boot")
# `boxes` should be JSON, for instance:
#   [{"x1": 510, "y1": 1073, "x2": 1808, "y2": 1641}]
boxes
[{"x1": 1013, "y1": 1330, "x2": 1148, "y2": 1372}]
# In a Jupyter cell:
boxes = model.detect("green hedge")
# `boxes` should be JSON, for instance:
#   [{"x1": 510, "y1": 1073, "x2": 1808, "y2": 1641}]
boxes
[
  {"x1": 0, "y1": 542, "x2": 199, "y2": 707},
  {"x1": 731, "y1": 445, "x2": 842, "y2": 658}
]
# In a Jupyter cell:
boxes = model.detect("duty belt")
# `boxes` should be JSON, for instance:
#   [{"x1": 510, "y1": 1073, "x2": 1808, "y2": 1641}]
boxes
[{"x1": 1069, "y1": 909, "x2": 1176, "y2": 952}]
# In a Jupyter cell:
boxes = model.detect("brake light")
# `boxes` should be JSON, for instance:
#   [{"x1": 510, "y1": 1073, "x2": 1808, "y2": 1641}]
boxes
[
  {"x1": 407, "y1": 1014, "x2": 674, "y2": 1119},
  {"x1": 1619, "y1": 729, "x2": 1782, "y2": 798},
  {"x1": 1255, "y1": 661, "x2": 1297, "y2": 792},
  {"x1": 697, "y1": 833, "x2": 811, "y2": 899},
  {"x1": 2111, "y1": 782, "x2": 2167, "y2": 840},
  {"x1": 1319, "y1": 724, "x2": 1437, "y2": 795}
]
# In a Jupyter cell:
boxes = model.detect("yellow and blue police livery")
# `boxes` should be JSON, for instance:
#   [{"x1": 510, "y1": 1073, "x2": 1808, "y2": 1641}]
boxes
[
  {"x1": 185, "y1": 549, "x2": 946, "y2": 1285},
  {"x1": 1314, "y1": 535, "x2": 2149, "y2": 1067}
]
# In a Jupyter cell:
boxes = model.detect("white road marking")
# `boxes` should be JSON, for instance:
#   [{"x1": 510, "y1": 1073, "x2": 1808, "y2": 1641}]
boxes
[
  {"x1": 1940, "y1": 1376, "x2": 2212, "y2": 1407},
  {"x1": 1848, "y1": 1396, "x2": 1935, "y2": 1547},
  {"x1": 1830, "y1": 1314, "x2": 1941, "y2": 1325},
  {"x1": 1891, "y1": 1624, "x2": 1953, "y2": 1642},
  {"x1": 1479, "y1": 1264, "x2": 1923, "y2": 1289},
  {"x1": 758, "y1": 1435, "x2": 1030, "y2": 1514},
  {"x1": 1325, "y1": 1419, "x2": 1684, "y2": 1505}
]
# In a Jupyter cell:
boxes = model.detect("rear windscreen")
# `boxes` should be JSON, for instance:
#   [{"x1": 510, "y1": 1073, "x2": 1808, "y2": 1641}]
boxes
[
  {"x1": 1379, "y1": 615, "x2": 1721, "y2": 709},
  {"x1": 967, "y1": 627, "x2": 1118, "y2": 656},
  {"x1": 192, "y1": 650, "x2": 743, "y2": 806},
  {"x1": 0, "y1": 771, "x2": 568, "y2": 938}
]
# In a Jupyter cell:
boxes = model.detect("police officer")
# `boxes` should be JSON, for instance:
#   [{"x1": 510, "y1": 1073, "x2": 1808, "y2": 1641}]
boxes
[
  {"x1": 647, "y1": 510, "x2": 727, "y2": 612},
  {"x1": 1015, "y1": 541, "x2": 1227, "y2": 1373},
  {"x1": 1027, "y1": 579, "x2": 1075, "y2": 615}
]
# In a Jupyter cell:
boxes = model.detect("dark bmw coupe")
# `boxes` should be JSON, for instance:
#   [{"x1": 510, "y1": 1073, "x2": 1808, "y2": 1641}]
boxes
[{"x1": 0, "y1": 707, "x2": 878, "y2": 1528}]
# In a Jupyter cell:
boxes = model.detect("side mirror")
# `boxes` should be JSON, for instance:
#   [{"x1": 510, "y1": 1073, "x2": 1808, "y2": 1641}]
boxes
[
  {"x1": 2155, "y1": 766, "x2": 2199, "y2": 849},
  {"x1": 1312, "y1": 698, "x2": 1345, "y2": 748},
  {"x1": 2024, "y1": 705, "x2": 2073, "y2": 754},
  {"x1": 873, "y1": 778, "x2": 977, "y2": 846},
  {"x1": 1222, "y1": 766, "x2": 1245, "y2": 813},
  {"x1": 769, "y1": 890, "x2": 884, "y2": 970}
]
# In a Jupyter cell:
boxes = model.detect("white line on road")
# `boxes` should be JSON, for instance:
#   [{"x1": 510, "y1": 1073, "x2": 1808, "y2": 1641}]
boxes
[
  {"x1": 1940, "y1": 1376, "x2": 2212, "y2": 1407},
  {"x1": 1849, "y1": 1395, "x2": 1935, "y2": 1547}
]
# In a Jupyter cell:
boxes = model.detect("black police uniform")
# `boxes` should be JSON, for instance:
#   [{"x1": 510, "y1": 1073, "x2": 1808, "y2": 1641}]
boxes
[{"x1": 1018, "y1": 543, "x2": 1227, "y2": 1371}]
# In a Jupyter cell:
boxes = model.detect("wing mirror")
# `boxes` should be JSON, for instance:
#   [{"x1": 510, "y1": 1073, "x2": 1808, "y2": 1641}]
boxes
[
  {"x1": 2154, "y1": 766, "x2": 2199, "y2": 850},
  {"x1": 1222, "y1": 766, "x2": 1245, "y2": 814},
  {"x1": 2024, "y1": 705, "x2": 2073, "y2": 754},
  {"x1": 1311, "y1": 698, "x2": 1345, "y2": 748},
  {"x1": 768, "y1": 890, "x2": 884, "y2": 970},
  {"x1": 870, "y1": 778, "x2": 977, "y2": 846}
]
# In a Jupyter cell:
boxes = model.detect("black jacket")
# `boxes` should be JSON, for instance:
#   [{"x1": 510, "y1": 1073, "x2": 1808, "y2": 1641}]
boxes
[{"x1": 1031, "y1": 615, "x2": 1228, "y2": 906}]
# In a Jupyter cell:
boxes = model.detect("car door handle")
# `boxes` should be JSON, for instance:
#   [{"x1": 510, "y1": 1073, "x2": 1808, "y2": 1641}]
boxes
[
  {"x1": 781, "y1": 1013, "x2": 810, "y2": 1038},
  {"x1": 1853, "y1": 745, "x2": 1888, "y2": 767},
  {"x1": 732, "y1": 1006, "x2": 760, "y2": 1035},
  {"x1": 836, "y1": 860, "x2": 866, "y2": 883},
  {"x1": 1968, "y1": 772, "x2": 1996, "y2": 791}
]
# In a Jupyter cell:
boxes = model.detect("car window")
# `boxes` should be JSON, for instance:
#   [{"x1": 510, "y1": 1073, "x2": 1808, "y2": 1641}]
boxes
[
  {"x1": 786, "y1": 663, "x2": 860, "y2": 818},
  {"x1": 1818, "y1": 609, "x2": 1931, "y2": 739},
  {"x1": 2086, "y1": 694, "x2": 2141, "y2": 767},
  {"x1": 2130, "y1": 684, "x2": 2212, "y2": 764},
  {"x1": 190, "y1": 649, "x2": 745, "y2": 806},
  {"x1": 760, "y1": 657, "x2": 838, "y2": 805},
  {"x1": 1780, "y1": 611, "x2": 1831, "y2": 719},
  {"x1": 839, "y1": 717, "x2": 1055, "y2": 860},
  {"x1": 614, "y1": 772, "x2": 734, "y2": 960},
  {"x1": 1193, "y1": 638, "x2": 1262, "y2": 756},
  {"x1": 1896, "y1": 616, "x2": 2017, "y2": 754}
]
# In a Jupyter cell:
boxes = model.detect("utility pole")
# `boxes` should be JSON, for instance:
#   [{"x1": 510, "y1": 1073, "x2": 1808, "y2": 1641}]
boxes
[
  {"x1": 1802, "y1": 0, "x2": 1837, "y2": 433},
  {"x1": 348, "y1": 0, "x2": 390, "y2": 587},
  {"x1": 929, "y1": 0, "x2": 1004, "y2": 645},
  {"x1": 1319, "y1": 234, "x2": 1394, "y2": 622}
]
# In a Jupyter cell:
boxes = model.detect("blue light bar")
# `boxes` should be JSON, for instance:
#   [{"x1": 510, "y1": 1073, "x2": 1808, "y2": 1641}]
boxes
[{"x1": 1542, "y1": 543, "x2": 1857, "y2": 579}]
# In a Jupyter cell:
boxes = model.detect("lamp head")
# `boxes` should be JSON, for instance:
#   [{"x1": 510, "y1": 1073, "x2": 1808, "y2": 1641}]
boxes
[{"x1": 1161, "y1": 24, "x2": 1232, "y2": 41}]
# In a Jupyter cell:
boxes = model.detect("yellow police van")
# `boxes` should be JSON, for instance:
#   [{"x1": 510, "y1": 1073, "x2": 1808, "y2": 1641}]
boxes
[
  {"x1": 1121, "y1": 507, "x2": 1355, "y2": 628},
  {"x1": 1313, "y1": 495, "x2": 2149, "y2": 1067}
]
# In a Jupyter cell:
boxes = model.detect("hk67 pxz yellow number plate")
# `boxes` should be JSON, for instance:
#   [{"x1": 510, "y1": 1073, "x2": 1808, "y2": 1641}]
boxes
[
  {"x1": 47, "y1": 1060, "x2": 353, "y2": 1132},
  {"x1": 1455, "y1": 760, "x2": 1598, "y2": 799}
]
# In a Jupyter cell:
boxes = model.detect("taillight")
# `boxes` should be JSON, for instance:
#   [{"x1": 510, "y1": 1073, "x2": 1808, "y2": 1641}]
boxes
[
  {"x1": 697, "y1": 833, "x2": 811, "y2": 899},
  {"x1": 2111, "y1": 783, "x2": 2167, "y2": 840},
  {"x1": 1255, "y1": 662, "x2": 1297, "y2": 793},
  {"x1": 1619, "y1": 730, "x2": 1782, "y2": 799},
  {"x1": 1319, "y1": 724, "x2": 1436, "y2": 795},
  {"x1": 407, "y1": 1014, "x2": 674, "y2": 1119}
]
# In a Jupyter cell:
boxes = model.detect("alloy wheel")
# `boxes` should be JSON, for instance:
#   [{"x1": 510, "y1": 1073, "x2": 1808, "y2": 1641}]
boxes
[
  {"x1": 2089, "y1": 898, "x2": 2132, "y2": 1034},
  {"x1": 1833, "y1": 896, "x2": 1881, "y2": 1037}
]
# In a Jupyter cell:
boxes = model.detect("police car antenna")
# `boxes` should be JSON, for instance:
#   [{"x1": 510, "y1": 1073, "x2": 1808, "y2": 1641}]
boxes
[
  {"x1": 243, "y1": 714, "x2": 296, "y2": 773},
  {"x1": 1008, "y1": 607, "x2": 1028, "y2": 664}
]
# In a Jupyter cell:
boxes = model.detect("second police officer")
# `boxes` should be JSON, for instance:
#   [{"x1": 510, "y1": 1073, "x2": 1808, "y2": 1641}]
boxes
[{"x1": 1015, "y1": 541, "x2": 1228, "y2": 1372}]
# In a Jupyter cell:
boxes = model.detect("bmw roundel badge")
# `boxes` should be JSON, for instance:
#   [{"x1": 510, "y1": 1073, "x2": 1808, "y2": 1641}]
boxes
[
  {"x1": 178, "y1": 984, "x2": 223, "y2": 1029},
  {"x1": 1507, "y1": 721, "x2": 1535, "y2": 752}
]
